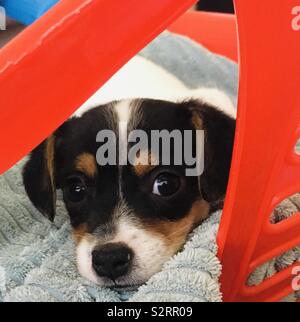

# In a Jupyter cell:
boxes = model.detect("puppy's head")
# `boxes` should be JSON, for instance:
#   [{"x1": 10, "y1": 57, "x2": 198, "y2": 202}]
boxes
[{"x1": 23, "y1": 95, "x2": 235, "y2": 287}]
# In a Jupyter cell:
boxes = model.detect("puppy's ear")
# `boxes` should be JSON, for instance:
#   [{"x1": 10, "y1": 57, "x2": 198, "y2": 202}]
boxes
[
  {"x1": 23, "y1": 136, "x2": 56, "y2": 221},
  {"x1": 188, "y1": 99, "x2": 236, "y2": 203}
]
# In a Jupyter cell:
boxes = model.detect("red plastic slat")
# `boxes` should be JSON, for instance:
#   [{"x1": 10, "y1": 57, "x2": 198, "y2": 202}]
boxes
[
  {"x1": 218, "y1": 0, "x2": 300, "y2": 302},
  {"x1": 252, "y1": 215, "x2": 300, "y2": 265},
  {"x1": 0, "y1": 0, "x2": 197, "y2": 174},
  {"x1": 240, "y1": 262, "x2": 300, "y2": 302},
  {"x1": 169, "y1": 11, "x2": 238, "y2": 62}
]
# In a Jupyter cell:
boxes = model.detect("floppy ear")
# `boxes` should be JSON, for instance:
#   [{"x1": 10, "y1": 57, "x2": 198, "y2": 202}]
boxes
[
  {"x1": 23, "y1": 136, "x2": 56, "y2": 221},
  {"x1": 188, "y1": 100, "x2": 236, "y2": 203}
]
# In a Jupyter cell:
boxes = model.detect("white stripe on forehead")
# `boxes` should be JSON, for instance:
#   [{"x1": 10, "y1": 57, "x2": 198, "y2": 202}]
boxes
[
  {"x1": 114, "y1": 100, "x2": 132, "y2": 197},
  {"x1": 114, "y1": 99, "x2": 131, "y2": 161},
  {"x1": 114, "y1": 99, "x2": 132, "y2": 124}
]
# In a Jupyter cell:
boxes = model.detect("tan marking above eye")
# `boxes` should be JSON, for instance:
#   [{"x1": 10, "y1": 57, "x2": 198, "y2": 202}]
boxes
[
  {"x1": 191, "y1": 111, "x2": 203, "y2": 130},
  {"x1": 75, "y1": 153, "x2": 98, "y2": 177},
  {"x1": 133, "y1": 150, "x2": 158, "y2": 177}
]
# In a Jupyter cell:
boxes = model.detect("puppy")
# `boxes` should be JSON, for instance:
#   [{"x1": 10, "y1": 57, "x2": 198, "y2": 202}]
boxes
[{"x1": 23, "y1": 56, "x2": 236, "y2": 287}]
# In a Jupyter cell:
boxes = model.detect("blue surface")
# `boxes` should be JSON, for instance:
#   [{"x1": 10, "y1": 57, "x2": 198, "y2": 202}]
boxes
[{"x1": 0, "y1": 0, "x2": 59, "y2": 25}]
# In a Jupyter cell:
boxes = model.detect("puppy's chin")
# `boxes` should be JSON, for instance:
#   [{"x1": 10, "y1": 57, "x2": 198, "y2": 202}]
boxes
[{"x1": 88, "y1": 272, "x2": 152, "y2": 288}]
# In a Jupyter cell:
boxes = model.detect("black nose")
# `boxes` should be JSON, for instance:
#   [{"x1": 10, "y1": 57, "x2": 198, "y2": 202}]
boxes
[{"x1": 92, "y1": 243, "x2": 133, "y2": 280}]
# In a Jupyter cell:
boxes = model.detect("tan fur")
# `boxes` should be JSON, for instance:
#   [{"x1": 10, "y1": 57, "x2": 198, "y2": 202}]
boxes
[
  {"x1": 191, "y1": 112, "x2": 203, "y2": 130},
  {"x1": 44, "y1": 136, "x2": 56, "y2": 210},
  {"x1": 75, "y1": 153, "x2": 97, "y2": 177},
  {"x1": 143, "y1": 199, "x2": 210, "y2": 252},
  {"x1": 73, "y1": 224, "x2": 88, "y2": 244},
  {"x1": 133, "y1": 150, "x2": 157, "y2": 177}
]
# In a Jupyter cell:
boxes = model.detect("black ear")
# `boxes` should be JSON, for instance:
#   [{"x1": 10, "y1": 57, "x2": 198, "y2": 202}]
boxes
[
  {"x1": 23, "y1": 136, "x2": 56, "y2": 221},
  {"x1": 189, "y1": 100, "x2": 236, "y2": 203}
]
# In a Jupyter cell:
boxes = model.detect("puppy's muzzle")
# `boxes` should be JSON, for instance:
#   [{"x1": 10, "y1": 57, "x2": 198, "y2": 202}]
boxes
[{"x1": 92, "y1": 242, "x2": 134, "y2": 280}]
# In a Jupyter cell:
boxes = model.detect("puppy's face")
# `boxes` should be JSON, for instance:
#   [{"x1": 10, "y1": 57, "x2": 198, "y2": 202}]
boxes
[{"x1": 23, "y1": 98, "x2": 235, "y2": 287}]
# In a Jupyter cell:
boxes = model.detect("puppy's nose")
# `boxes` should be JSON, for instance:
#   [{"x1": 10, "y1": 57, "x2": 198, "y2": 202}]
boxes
[{"x1": 92, "y1": 243, "x2": 133, "y2": 280}]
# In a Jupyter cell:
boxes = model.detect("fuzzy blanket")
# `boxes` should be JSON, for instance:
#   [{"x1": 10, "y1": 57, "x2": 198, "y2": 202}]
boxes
[{"x1": 0, "y1": 159, "x2": 222, "y2": 302}]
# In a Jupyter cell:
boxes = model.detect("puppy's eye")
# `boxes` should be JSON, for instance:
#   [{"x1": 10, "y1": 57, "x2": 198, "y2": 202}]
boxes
[
  {"x1": 152, "y1": 173, "x2": 180, "y2": 197},
  {"x1": 64, "y1": 176, "x2": 87, "y2": 203}
]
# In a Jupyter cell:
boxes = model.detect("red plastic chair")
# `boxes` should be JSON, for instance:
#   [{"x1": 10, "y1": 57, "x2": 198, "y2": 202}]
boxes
[
  {"x1": 0, "y1": 0, "x2": 300, "y2": 302},
  {"x1": 169, "y1": 10, "x2": 238, "y2": 62},
  {"x1": 217, "y1": 1, "x2": 300, "y2": 302},
  {"x1": 173, "y1": 4, "x2": 300, "y2": 301},
  {"x1": 0, "y1": 0, "x2": 197, "y2": 173},
  {"x1": 172, "y1": 2, "x2": 300, "y2": 302}
]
